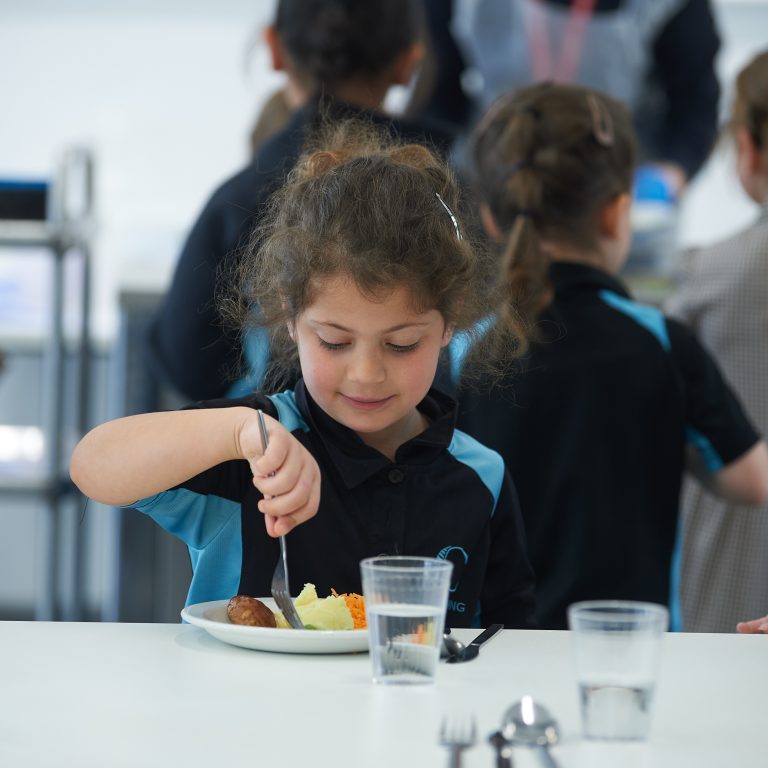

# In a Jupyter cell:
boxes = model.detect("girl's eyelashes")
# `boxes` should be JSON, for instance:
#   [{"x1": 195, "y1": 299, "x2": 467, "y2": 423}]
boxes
[
  {"x1": 316, "y1": 337, "x2": 421, "y2": 354},
  {"x1": 388, "y1": 342, "x2": 420, "y2": 353},
  {"x1": 318, "y1": 338, "x2": 349, "y2": 351}
]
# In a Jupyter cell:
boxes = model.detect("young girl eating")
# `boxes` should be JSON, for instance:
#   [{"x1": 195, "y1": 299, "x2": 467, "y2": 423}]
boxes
[{"x1": 70, "y1": 123, "x2": 535, "y2": 629}]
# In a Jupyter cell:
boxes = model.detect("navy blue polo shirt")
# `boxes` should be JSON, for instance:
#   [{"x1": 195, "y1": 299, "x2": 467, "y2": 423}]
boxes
[
  {"x1": 456, "y1": 262, "x2": 759, "y2": 629},
  {"x1": 130, "y1": 380, "x2": 535, "y2": 629}
]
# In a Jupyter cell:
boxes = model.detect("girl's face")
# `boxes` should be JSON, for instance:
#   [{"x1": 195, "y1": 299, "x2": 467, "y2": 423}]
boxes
[{"x1": 291, "y1": 275, "x2": 452, "y2": 458}]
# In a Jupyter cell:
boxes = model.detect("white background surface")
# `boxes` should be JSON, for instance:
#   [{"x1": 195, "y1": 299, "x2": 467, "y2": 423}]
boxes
[
  {"x1": 1, "y1": 1, "x2": 767, "y2": 343},
  {"x1": 0, "y1": 623, "x2": 766, "y2": 767}
]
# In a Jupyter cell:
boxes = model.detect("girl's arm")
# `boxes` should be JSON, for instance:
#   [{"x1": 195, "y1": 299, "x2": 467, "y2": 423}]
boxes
[
  {"x1": 687, "y1": 441, "x2": 768, "y2": 506},
  {"x1": 70, "y1": 408, "x2": 320, "y2": 536}
]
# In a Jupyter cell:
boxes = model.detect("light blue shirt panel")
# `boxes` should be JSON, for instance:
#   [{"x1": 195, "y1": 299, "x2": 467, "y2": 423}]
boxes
[
  {"x1": 129, "y1": 488, "x2": 242, "y2": 607},
  {"x1": 685, "y1": 426, "x2": 724, "y2": 473},
  {"x1": 448, "y1": 315, "x2": 495, "y2": 384},
  {"x1": 268, "y1": 391, "x2": 309, "y2": 432},
  {"x1": 599, "y1": 289, "x2": 671, "y2": 351},
  {"x1": 185, "y1": 514, "x2": 242, "y2": 607},
  {"x1": 448, "y1": 428, "x2": 505, "y2": 515},
  {"x1": 449, "y1": 329, "x2": 473, "y2": 383},
  {"x1": 225, "y1": 326, "x2": 271, "y2": 398}
]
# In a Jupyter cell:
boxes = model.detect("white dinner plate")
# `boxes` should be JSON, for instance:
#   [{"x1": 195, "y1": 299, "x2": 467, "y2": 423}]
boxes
[{"x1": 181, "y1": 598, "x2": 369, "y2": 654}]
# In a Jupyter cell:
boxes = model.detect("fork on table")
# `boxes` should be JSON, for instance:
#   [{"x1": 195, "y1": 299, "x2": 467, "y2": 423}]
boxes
[
  {"x1": 438, "y1": 715, "x2": 477, "y2": 768},
  {"x1": 257, "y1": 409, "x2": 304, "y2": 630}
]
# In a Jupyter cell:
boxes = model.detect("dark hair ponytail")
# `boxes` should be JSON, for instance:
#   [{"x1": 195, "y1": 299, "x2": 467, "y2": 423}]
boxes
[{"x1": 473, "y1": 82, "x2": 635, "y2": 340}]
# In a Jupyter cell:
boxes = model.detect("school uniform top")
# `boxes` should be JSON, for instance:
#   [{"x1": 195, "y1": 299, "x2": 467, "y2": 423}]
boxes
[
  {"x1": 456, "y1": 262, "x2": 759, "y2": 629},
  {"x1": 128, "y1": 380, "x2": 536, "y2": 629},
  {"x1": 665, "y1": 209, "x2": 768, "y2": 632}
]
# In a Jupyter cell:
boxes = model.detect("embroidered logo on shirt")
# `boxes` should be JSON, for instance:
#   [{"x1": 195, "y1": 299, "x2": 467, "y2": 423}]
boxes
[{"x1": 437, "y1": 545, "x2": 469, "y2": 606}]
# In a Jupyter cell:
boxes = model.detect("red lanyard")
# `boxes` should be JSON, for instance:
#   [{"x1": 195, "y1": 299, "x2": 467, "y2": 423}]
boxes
[{"x1": 525, "y1": 0, "x2": 599, "y2": 83}]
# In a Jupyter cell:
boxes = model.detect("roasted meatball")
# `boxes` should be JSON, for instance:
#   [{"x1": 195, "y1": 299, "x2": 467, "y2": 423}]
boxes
[{"x1": 226, "y1": 595, "x2": 277, "y2": 628}]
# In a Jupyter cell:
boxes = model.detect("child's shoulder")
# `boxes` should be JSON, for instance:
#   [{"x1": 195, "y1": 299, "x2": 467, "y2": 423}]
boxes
[
  {"x1": 266, "y1": 390, "x2": 309, "y2": 433},
  {"x1": 599, "y1": 289, "x2": 672, "y2": 352},
  {"x1": 448, "y1": 428, "x2": 506, "y2": 496}
]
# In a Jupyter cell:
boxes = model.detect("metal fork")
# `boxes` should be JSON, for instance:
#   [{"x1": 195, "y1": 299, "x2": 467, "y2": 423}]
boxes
[
  {"x1": 438, "y1": 715, "x2": 477, "y2": 768},
  {"x1": 257, "y1": 409, "x2": 304, "y2": 630}
]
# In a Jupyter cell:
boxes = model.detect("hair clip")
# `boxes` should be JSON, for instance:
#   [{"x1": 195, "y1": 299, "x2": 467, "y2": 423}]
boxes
[
  {"x1": 587, "y1": 93, "x2": 614, "y2": 147},
  {"x1": 436, "y1": 192, "x2": 462, "y2": 241}
]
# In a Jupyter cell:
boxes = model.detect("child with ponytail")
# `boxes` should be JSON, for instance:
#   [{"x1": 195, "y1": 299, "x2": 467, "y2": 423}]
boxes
[{"x1": 456, "y1": 82, "x2": 768, "y2": 630}]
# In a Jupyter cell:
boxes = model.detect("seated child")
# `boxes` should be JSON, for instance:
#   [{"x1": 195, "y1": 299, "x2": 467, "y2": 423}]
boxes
[{"x1": 70, "y1": 123, "x2": 535, "y2": 629}]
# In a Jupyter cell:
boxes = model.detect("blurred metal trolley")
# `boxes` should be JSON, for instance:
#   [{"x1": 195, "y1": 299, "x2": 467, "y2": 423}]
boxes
[{"x1": 0, "y1": 148, "x2": 93, "y2": 620}]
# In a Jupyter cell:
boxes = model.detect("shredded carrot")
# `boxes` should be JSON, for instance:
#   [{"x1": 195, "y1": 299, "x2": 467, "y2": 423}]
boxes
[{"x1": 332, "y1": 588, "x2": 367, "y2": 629}]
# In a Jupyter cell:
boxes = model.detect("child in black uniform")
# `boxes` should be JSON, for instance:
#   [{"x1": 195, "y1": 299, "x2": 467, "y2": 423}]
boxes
[
  {"x1": 71, "y1": 124, "x2": 535, "y2": 629},
  {"x1": 455, "y1": 83, "x2": 768, "y2": 629}
]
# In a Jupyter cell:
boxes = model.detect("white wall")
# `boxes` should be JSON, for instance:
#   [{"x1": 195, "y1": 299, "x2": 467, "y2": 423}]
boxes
[
  {"x1": 1, "y1": 1, "x2": 767, "y2": 343},
  {"x1": 1, "y1": 0, "x2": 281, "y2": 343}
]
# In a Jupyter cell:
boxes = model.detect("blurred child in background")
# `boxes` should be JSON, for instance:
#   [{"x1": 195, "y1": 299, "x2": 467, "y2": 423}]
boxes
[
  {"x1": 666, "y1": 50, "x2": 768, "y2": 633},
  {"x1": 454, "y1": 82, "x2": 768, "y2": 630}
]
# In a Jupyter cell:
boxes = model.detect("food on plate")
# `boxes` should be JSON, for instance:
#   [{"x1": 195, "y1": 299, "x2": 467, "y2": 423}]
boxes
[
  {"x1": 227, "y1": 595, "x2": 277, "y2": 628},
  {"x1": 332, "y1": 589, "x2": 366, "y2": 630},
  {"x1": 226, "y1": 584, "x2": 367, "y2": 630},
  {"x1": 274, "y1": 583, "x2": 367, "y2": 631}
]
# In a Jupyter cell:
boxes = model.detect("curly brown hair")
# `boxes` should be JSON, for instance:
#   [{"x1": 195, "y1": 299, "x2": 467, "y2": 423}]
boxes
[{"x1": 223, "y1": 119, "x2": 525, "y2": 389}]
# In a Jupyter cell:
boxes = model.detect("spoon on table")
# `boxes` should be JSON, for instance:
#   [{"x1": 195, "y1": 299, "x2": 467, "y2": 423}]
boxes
[
  {"x1": 443, "y1": 624, "x2": 504, "y2": 663},
  {"x1": 442, "y1": 628, "x2": 465, "y2": 659},
  {"x1": 502, "y1": 695, "x2": 560, "y2": 767}
]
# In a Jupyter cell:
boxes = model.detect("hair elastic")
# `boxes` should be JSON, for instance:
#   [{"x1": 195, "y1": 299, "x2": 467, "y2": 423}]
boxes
[{"x1": 436, "y1": 192, "x2": 462, "y2": 240}]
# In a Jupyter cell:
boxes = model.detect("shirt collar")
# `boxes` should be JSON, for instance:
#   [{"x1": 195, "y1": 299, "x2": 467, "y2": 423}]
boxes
[
  {"x1": 294, "y1": 380, "x2": 458, "y2": 489},
  {"x1": 548, "y1": 261, "x2": 631, "y2": 300}
]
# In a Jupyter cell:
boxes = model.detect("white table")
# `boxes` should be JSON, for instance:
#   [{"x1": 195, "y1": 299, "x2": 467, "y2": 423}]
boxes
[{"x1": 0, "y1": 622, "x2": 764, "y2": 767}]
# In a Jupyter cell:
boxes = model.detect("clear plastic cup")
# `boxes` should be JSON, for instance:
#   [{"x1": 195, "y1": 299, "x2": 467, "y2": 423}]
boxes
[
  {"x1": 360, "y1": 556, "x2": 453, "y2": 684},
  {"x1": 568, "y1": 600, "x2": 669, "y2": 740}
]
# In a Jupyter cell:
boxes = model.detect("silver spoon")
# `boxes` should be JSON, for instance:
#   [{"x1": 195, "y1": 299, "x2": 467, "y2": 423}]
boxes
[
  {"x1": 446, "y1": 623, "x2": 504, "y2": 663},
  {"x1": 502, "y1": 695, "x2": 560, "y2": 768},
  {"x1": 442, "y1": 628, "x2": 465, "y2": 659}
]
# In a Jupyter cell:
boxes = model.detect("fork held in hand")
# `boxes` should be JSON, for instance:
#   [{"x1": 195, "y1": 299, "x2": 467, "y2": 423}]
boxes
[
  {"x1": 439, "y1": 715, "x2": 477, "y2": 768},
  {"x1": 258, "y1": 409, "x2": 304, "y2": 630}
]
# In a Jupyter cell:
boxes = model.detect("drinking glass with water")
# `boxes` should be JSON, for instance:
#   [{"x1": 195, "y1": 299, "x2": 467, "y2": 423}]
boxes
[
  {"x1": 360, "y1": 556, "x2": 453, "y2": 684},
  {"x1": 568, "y1": 601, "x2": 669, "y2": 740}
]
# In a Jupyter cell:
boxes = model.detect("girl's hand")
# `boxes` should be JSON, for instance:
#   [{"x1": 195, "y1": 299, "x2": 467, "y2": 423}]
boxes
[
  {"x1": 238, "y1": 411, "x2": 321, "y2": 537},
  {"x1": 736, "y1": 615, "x2": 768, "y2": 634}
]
